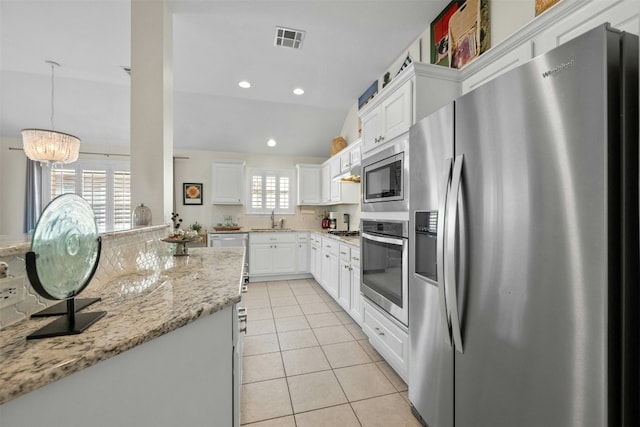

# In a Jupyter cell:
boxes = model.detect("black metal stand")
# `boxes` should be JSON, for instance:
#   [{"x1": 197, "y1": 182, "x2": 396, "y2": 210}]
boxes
[
  {"x1": 27, "y1": 298, "x2": 106, "y2": 340},
  {"x1": 25, "y1": 237, "x2": 106, "y2": 340},
  {"x1": 31, "y1": 297, "x2": 101, "y2": 317}
]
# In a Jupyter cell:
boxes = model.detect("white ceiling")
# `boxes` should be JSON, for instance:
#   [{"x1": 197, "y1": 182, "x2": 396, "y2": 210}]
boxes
[{"x1": 0, "y1": 0, "x2": 449, "y2": 158}]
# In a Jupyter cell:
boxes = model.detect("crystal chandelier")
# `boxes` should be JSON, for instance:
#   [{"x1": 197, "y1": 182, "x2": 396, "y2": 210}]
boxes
[{"x1": 21, "y1": 61, "x2": 80, "y2": 165}]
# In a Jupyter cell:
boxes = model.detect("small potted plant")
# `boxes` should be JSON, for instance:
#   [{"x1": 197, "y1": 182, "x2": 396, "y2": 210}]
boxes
[{"x1": 190, "y1": 221, "x2": 202, "y2": 233}]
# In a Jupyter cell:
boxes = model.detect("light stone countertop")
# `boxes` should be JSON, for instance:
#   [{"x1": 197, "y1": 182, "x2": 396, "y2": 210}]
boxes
[
  {"x1": 208, "y1": 229, "x2": 360, "y2": 247},
  {"x1": 0, "y1": 246, "x2": 245, "y2": 405}
]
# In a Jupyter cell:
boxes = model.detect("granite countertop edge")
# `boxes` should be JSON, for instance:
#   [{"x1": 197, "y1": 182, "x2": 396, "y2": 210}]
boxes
[{"x1": 0, "y1": 246, "x2": 244, "y2": 405}]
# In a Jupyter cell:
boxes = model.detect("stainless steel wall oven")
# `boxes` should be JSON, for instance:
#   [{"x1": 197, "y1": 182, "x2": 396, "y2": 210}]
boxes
[{"x1": 361, "y1": 219, "x2": 409, "y2": 326}]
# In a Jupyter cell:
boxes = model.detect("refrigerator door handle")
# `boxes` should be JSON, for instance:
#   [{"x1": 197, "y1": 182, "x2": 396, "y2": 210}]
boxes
[
  {"x1": 437, "y1": 157, "x2": 453, "y2": 346},
  {"x1": 446, "y1": 154, "x2": 464, "y2": 354}
]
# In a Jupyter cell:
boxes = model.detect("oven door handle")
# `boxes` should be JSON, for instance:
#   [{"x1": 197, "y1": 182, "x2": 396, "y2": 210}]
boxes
[{"x1": 361, "y1": 232, "x2": 405, "y2": 247}]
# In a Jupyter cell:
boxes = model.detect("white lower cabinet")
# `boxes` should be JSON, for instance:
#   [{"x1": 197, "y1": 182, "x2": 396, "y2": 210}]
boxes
[
  {"x1": 338, "y1": 244, "x2": 352, "y2": 311},
  {"x1": 249, "y1": 233, "x2": 296, "y2": 276},
  {"x1": 296, "y1": 233, "x2": 309, "y2": 273},
  {"x1": 1, "y1": 305, "x2": 239, "y2": 427},
  {"x1": 320, "y1": 237, "x2": 339, "y2": 299},
  {"x1": 310, "y1": 234, "x2": 362, "y2": 327},
  {"x1": 362, "y1": 298, "x2": 409, "y2": 382},
  {"x1": 349, "y1": 248, "x2": 362, "y2": 326},
  {"x1": 309, "y1": 234, "x2": 321, "y2": 279}
]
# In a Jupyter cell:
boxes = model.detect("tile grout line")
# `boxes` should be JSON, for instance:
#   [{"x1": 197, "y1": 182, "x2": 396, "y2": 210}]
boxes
[{"x1": 242, "y1": 278, "x2": 409, "y2": 426}]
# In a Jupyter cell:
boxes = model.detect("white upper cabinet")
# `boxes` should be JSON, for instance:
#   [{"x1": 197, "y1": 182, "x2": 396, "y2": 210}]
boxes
[
  {"x1": 359, "y1": 63, "x2": 460, "y2": 155},
  {"x1": 211, "y1": 161, "x2": 246, "y2": 205},
  {"x1": 337, "y1": 139, "x2": 361, "y2": 175},
  {"x1": 361, "y1": 81, "x2": 411, "y2": 154},
  {"x1": 321, "y1": 163, "x2": 331, "y2": 204},
  {"x1": 458, "y1": 0, "x2": 639, "y2": 93},
  {"x1": 296, "y1": 164, "x2": 322, "y2": 205}
]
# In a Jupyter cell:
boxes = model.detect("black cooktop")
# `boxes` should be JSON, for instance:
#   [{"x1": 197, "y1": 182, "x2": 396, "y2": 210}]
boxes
[{"x1": 327, "y1": 230, "x2": 360, "y2": 237}]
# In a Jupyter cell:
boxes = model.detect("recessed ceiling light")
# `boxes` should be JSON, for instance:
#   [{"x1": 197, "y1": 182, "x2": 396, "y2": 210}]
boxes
[
  {"x1": 293, "y1": 88, "x2": 304, "y2": 95},
  {"x1": 267, "y1": 139, "x2": 277, "y2": 147},
  {"x1": 238, "y1": 81, "x2": 251, "y2": 89}
]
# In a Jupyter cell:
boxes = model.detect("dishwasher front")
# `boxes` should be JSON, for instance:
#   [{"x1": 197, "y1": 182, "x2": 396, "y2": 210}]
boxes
[{"x1": 208, "y1": 233, "x2": 249, "y2": 284}]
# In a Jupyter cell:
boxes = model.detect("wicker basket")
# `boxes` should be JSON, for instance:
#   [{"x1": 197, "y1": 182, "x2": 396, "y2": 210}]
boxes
[{"x1": 331, "y1": 137, "x2": 347, "y2": 156}]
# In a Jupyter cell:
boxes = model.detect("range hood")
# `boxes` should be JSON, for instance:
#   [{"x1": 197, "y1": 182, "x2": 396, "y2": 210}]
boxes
[{"x1": 332, "y1": 164, "x2": 361, "y2": 183}]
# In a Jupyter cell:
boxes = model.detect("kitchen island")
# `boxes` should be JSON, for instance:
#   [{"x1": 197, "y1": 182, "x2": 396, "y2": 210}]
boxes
[{"x1": 0, "y1": 241, "x2": 245, "y2": 427}]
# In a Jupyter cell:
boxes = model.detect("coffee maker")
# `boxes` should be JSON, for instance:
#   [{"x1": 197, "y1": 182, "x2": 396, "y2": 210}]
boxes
[{"x1": 328, "y1": 212, "x2": 350, "y2": 231}]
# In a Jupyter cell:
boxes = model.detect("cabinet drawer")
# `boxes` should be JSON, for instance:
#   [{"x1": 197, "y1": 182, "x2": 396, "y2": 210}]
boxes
[
  {"x1": 350, "y1": 248, "x2": 360, "y2": 268},
  {"x1": 339, "y1": 244, "x2": 351, "y2": 262},
  {"x1": 297, "y1": 233, "x2": 308, "y2": 243},
  {"x1": 322, "y1": 238, "x2": 339, "y2": 256},
  {"x1": 362, "y1": 299, "x2": 408, "y2": 380},
  {"x1": 311, "y1": 233, "x2": 322, "y2": 245},
  {"x1": 250, "y1": 232, "x2": 297, "y2": 244}
]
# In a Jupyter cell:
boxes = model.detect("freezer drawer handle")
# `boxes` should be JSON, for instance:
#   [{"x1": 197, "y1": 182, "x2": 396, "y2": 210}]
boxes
[{"x1": 446, "y1": 154, "x2": 465, "y2": 354}]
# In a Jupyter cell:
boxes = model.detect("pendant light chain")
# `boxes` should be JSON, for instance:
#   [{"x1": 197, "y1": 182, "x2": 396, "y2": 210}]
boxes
[
  {"x1": 50, "y1": 61, "x2": 55, "y2": 130},
  {"x1": 47, "y1": 60, "x2": 60, "y2": 130}
]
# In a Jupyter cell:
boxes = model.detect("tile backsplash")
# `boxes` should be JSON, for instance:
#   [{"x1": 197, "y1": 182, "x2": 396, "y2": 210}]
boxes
[{"x1": 211, "y1": 204, "x2": 361, "y2": 232}]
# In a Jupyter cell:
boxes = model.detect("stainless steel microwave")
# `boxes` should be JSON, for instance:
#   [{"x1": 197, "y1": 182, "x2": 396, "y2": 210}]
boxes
[{"x1": 361, "y1": 136, "x2": 409, "y2": 212}]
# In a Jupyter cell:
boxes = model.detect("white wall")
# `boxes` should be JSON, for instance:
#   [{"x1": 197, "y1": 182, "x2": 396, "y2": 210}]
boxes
[
  {"x1": 1, "y1": 137, "x2": 29, "y2": 236},
  {"x1": 0, "y1": 137, "x2": 130, "y2": 236},
  {"x1": 337, "y1": 0, "x2": 535, "y2": 142},
  {"x1": 172, "y1": 148, "x2": 332, "y2": 233},
  {"x1": 0, "y1": 138, "x2": 358, "y2": 236}
]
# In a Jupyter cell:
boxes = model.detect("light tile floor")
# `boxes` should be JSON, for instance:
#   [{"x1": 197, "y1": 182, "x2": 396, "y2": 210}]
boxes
[{"x1": 241, "y1": 279, "x2": 421, "y2": 427}]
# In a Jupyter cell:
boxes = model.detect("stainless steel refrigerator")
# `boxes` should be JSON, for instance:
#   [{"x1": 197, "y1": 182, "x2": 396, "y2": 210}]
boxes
[{"x1": 408, "y1": 24, "x2": 638, "y2": 427}]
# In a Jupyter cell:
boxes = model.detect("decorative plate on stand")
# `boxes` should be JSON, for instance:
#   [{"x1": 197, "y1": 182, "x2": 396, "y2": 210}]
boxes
[{"x1": 26, "y1": 194, "x2": 105, "y2": 339}]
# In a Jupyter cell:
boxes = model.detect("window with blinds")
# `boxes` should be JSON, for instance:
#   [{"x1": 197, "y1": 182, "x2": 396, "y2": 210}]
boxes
[
  {"x1": 113, "y1": 171, "x2": 131, "y2": 231},
  {"x1": 50, "y1": 169, "x2": 76, "y2": 199},
  {"x1": 247, "y1": 168, "x2": 294, "y2": 214},
  {"x1": 44, "y1": 160, "x2": 131, "y2": 232}
]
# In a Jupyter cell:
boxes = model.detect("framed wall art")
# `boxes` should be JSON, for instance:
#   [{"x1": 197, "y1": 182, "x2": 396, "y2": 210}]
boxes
[
  {"x1": 431, "y1": 0, "x2": 490, "y2": 69},
  {"x1": 358, "y1": 80, "x2": 378, "y2": 109},
  {"x1": 430, "y1": 0, "x2": 462, "y2": 67},
  {"x1": 183, "y1": 183, "x2": 203, "y2": 205}
]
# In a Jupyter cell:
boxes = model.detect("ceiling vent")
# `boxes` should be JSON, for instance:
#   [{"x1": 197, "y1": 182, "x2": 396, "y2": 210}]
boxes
[{"x1": 274, "y1": 26, "x2": 305, "y2": 49}]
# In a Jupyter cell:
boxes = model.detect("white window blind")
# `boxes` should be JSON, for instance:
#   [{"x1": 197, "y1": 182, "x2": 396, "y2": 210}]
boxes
[
  {"x1": 44, "y1": 159, "x2": 131, "y2": 232},
  {"x1": 113, "y1": 171, "x2": 131, "y2": 231},
  {"x1": 50, "y1": 168, "x2": 76, "y2": 199},
  {"x1": 82, "y1": 170, "x2": 108, "y2": 231},
  {"x1": 247, "y1": 168, "x2": 295, "y2": 214}
]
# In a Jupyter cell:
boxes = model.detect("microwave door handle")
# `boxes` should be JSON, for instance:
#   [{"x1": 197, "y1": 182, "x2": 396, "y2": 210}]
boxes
[
  {"x1": 446, "y1": 154, "x2": 464, "y2": 354},
  {"x1": 437, "y1": 158, "x2": 453, "y2": 347},
  {"x1": 361, "y1": 232, "x2": 404, "y2": 247}
]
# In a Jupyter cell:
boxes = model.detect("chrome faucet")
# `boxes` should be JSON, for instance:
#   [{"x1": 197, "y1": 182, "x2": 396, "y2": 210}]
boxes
[{"x1": 271, "y1": 209, "x2": 276, "y2": 229}]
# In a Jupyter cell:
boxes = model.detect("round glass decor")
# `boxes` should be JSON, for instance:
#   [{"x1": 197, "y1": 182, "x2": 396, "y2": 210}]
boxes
[{"x1": 31, "y1": 194, "x2": 99, "y2": 300}]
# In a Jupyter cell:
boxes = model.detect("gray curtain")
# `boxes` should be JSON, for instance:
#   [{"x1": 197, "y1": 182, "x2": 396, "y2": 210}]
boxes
[{"x1": 24, "y1": 158, "x2": 42, "y2": 233}]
